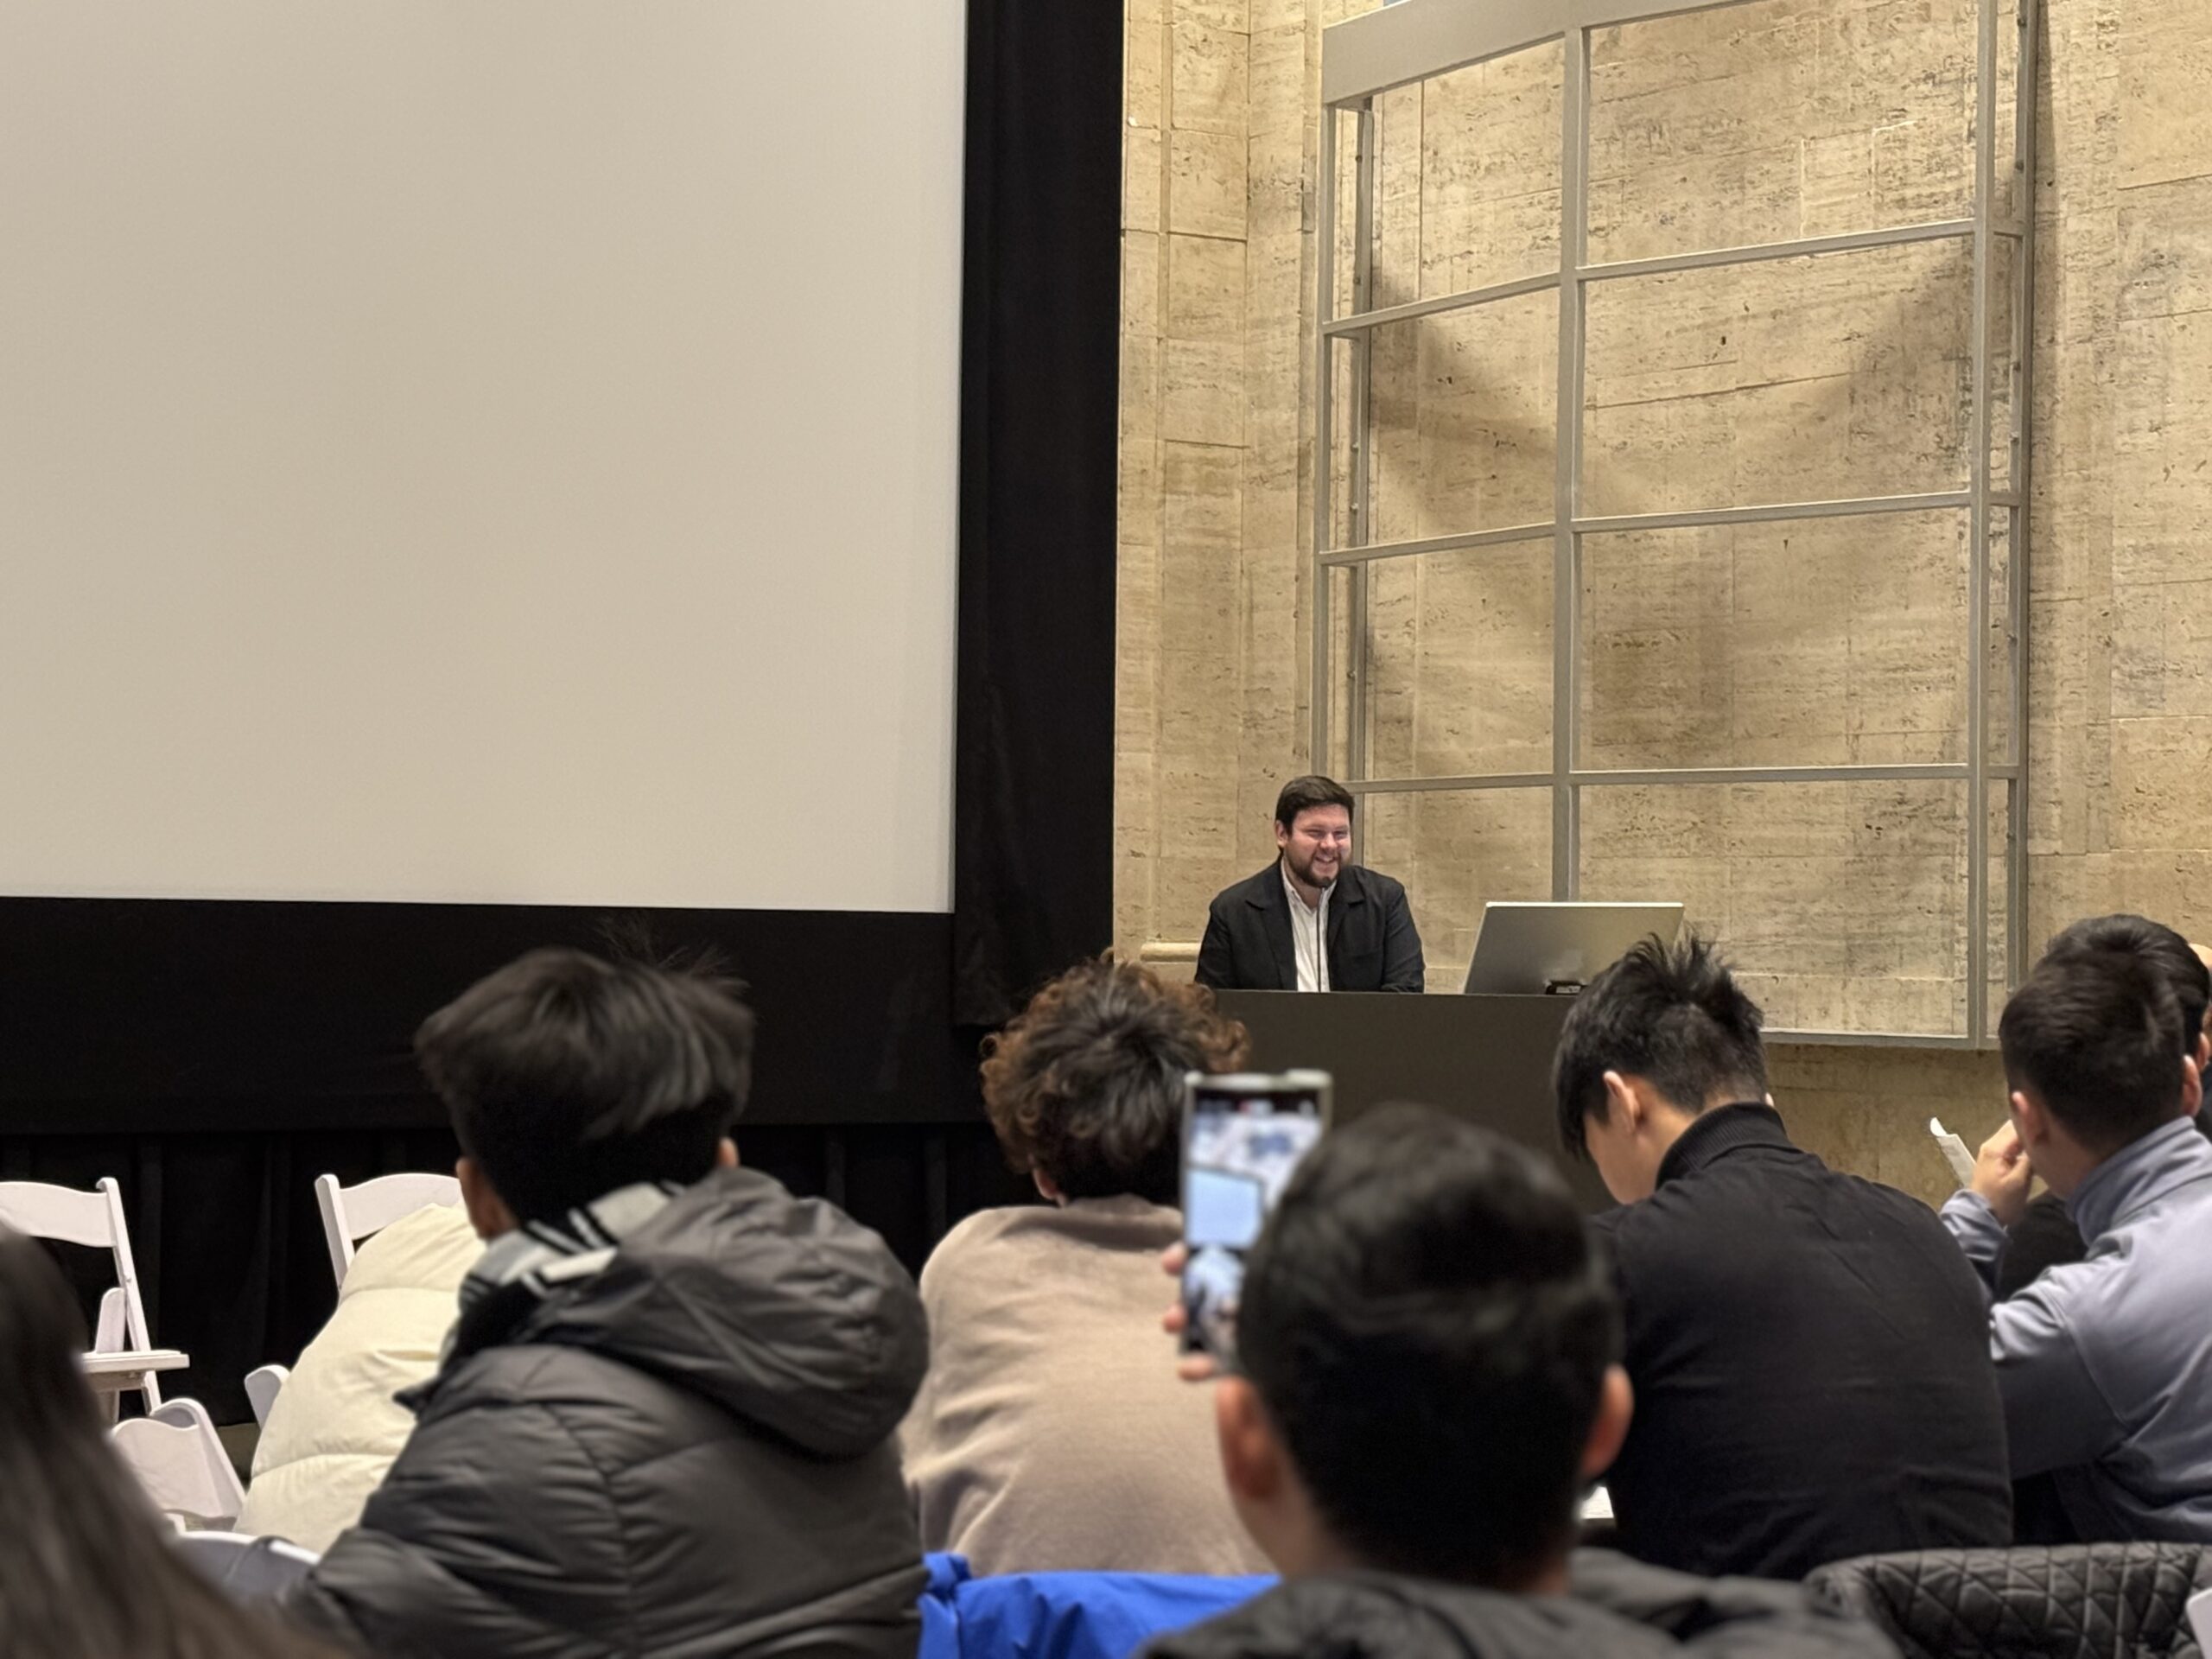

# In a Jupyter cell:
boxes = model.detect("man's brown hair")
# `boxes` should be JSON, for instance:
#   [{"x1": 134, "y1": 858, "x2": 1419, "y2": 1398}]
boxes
[{"x1": 982, "y1": 959, "x2": 1249, "y2": 1204}]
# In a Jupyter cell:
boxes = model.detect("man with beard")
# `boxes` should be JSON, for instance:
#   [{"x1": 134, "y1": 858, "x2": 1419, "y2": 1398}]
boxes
[{"x1": 1194, "y1": 776, "x2": 1424, "y2": 993}]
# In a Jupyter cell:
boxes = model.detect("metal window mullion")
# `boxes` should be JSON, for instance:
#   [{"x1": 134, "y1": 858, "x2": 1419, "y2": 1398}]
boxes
[
  {"x1": 1965, "y1": 0, "x2": 1999, "y2": 1045},
  {"x1": 1572, "y1": 490, "x2": 1970, "y2": 537},
  {"x1": 1552, "y1": 26, "x2": 1590, "y2": 902},
  {"x1": 1347, "y1": 101, "x2": 1377, "y2": 786},
  {"x1": 1321, "y1": 270, "x2": 1562, "y2": 337},
  {"x1": 1319, "y1": 521, "x2": 1557, "y2": 567},
  {"x1": 1351, "y1": 762, "x2": 1975, "y2": 793},
  {"x1": 1311, "y1": 109, "x2": 1338, "y2": 774},
  {"x1": 2007, "y1": 0, "x2": 2040, "y2": 992},
  {"x1": 1579, "y1": 217, "x2": 1976, "y2": 284}
]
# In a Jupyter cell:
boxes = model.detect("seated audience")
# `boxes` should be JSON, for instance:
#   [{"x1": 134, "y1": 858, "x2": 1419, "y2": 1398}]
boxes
[
  {"x1": 902, "y1": 958, "x2": 1270, "y2": 1574},
  {"x1": 1553, "y1": 935, "x2": 2011, "y2": 1580},
  {"x1": 1993, "y1": 917, "x2": 2211, "y2": 1300},
  {"x1": 1146, "y1": 1108, "x2": 1895, "y2": 1659},
  {"x1": 0, "y1": 1230, "x2": 339, "y2": 1659},
  {"x1": 238, "y1": 1199, "x2": 481, "y2": 1552},
  {"x1": 1942, "y1": 947, "x2": 2212, "y2": 1541},
  {"x1": 283, "y1": 947, "x2": 931, "y2": 1659}
]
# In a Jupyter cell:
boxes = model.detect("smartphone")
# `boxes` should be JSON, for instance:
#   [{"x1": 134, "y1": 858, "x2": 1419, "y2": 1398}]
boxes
[{"x1": 1179, "y1": 1070, "x2": 1331, "y2": 1363}]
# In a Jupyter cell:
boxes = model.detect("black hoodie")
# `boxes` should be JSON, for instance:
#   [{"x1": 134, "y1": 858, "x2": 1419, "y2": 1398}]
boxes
[
  {"x1": 286, "y1": 1166, "x2": 931, "y2": 1659},
  {"x1": 1143, "y1": 1551, "x2": 1900, "y2": 1659}
]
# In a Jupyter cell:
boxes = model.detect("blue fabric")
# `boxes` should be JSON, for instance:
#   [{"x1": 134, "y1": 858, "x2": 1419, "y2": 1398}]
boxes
[{"x1": 918, "y1": 1555, "x2": 1273, "y2": 1659}]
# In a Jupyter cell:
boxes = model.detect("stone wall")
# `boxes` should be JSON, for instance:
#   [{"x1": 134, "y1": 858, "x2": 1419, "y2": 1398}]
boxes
[{"x1": 1117, "y1": 0, "x2": 2212, "y2": 1194}]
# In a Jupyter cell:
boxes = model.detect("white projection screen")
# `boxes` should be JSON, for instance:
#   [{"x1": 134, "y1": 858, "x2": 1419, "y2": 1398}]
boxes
[{"x1": 0, "y1": 3, "x2": 963, "y2": 913}]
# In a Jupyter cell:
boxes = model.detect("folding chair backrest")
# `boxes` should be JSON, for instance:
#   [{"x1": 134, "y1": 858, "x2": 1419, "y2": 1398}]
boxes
[
  {"x1": 0, "y1": 1178, "x2": 157, "y2": 1388},
  {"x1": 315, "y1": 1171, "x2": 462, "y2": 1287},
  {"x1": 112, "y1": 1398, "x2": 245, "y2": 1529},
  {"x1": 173, "y1": 1530, "x2": 321, "y2": 1599}
]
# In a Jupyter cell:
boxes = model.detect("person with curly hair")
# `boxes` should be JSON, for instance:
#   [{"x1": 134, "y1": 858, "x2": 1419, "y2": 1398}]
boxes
[{"x1": 900, "y1": 958, "x2": 1272, "y2": 1575}]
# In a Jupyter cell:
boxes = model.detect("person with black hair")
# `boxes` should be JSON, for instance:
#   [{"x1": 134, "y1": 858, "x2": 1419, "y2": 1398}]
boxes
[
  {"x1": 283, "y1": 946, "x2": 931, "y2": 1659},
  {"x1": 1941, "y1": 946, "x2": 2212, "y2": 1541},
  {"x1": 0, "y1": 1230, "x2": 345, "y2": 1659},
  {"x1": 1553, "y1": 934, "x2": 2010, "y2": 1580},
  {"x1": 1993, "y1": 916, "x2": 2212, "y2": 1300},
  {"x1": 901, "y1": 959, "x2": 1269, "y2": 1574},
  {"x1": 1194, "y1": 774, "x2": 1425, "y2": 992},
  {"x1": 1146, "y1": 1108, "x2": 1896, "y2": 1659}
]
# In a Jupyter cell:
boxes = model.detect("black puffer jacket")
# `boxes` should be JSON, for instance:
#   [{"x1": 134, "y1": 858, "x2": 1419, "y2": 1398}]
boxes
[
  {"x1": 285, "y1": 1168, "x2": 931, "y2": 1659},
  {"x1": 1144, "y1": 1550, "x2": 1901, "y2": 1659}
]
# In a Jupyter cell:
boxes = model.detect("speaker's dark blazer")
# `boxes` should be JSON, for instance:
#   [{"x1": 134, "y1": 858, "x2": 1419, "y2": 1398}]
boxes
[{"x1": 1193, "y1": 861, "x2": 1425, "y2": 993}]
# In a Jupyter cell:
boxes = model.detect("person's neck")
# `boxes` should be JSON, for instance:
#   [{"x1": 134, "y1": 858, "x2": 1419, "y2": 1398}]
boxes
[{"x1": 1281, "y1": 855, "x2": 1327, "y2": 912}]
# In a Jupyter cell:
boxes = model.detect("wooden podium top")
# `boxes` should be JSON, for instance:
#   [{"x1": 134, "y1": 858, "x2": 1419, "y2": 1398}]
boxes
[{"x1": 1212, "y1": 990, "x2": 1614, "y2": 1213}]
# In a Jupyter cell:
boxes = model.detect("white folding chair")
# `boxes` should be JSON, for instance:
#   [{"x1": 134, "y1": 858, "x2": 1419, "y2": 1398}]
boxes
[
  {"x1": 315, "y1": 1171, "x2": 461, "y2": 1287},
  {"x1": 173, "y1": 1530, "x2": 320, "y2": 1599},
  {"x1": 2189, "y1": 1586, "x2": 2212, "y2": 1654},
  {"x1": 0, "y1": 1176, "x2": 161, "y2": 1410},
  {"x1": 111, "y1": 1397, "x2": 245, "y2": 1529},
  {"x1": 243, "y1": 1363, "x2": 289, "y2": 1427}
]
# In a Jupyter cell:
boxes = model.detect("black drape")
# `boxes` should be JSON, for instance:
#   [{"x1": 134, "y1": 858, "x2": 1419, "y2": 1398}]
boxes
[{"x1": 952, "y1": 0, "x2": 1122, "y2": 1025}]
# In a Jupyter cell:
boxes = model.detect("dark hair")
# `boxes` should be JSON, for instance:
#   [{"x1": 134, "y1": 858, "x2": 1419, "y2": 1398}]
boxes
[
  {"x1": 1273, "y1": 775, "x2": 1355, "y2": 831},
  {"x1": 1999, "y1": 951, "x2": 2186, "y2": 1156},
  {"x1": 1236, "y1": 1106, "x2": 1621, "y2": 1587},
  {"x1": 2044, "y1": 914, "x2": 2210, "y2": 1053},
  {"x1": 416, "y1": 946, "x2": 755, "y2": 1221},
  {"x1": 981, "y1": 959, "x2": 1248, "y2": 1204},
  {"x1": 0, "y1": 1232, "x2": 340, "y2": 1659},
  {"x1": 1553, "y1": 933, "x2": 1767, "y2": 1160}
]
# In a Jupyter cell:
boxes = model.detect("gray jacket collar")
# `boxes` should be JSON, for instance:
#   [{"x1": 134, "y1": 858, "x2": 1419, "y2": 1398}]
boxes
[{"x1": 2069, "y1": 1115, "x2": 2212, "y2": 1243}]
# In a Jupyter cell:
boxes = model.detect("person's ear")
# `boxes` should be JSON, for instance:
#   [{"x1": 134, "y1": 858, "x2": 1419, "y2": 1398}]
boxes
[
  {"x1": 455, "y1": 1156, "x2": 519, "y2": 1242},
  {"x1": 1580, "y1": 1364, "x2": 1633, "y2": 1484},
  {"x1": 1273, "y1": 819, "x2": 1292, "y2": 853},
  {"x1": 2184, "y1": 1055, "x2": 2203, "y2": 1119},
  {"x1": 1215, "y1": 1376, "x2": 1285, "y2": 1509},
  {"x1": 1601, "y1": 1071, "x2": 1643, "y2": 1135},
  {"x1": 2009, "y1": 1089, "x2": 2049, "y2": 1151},
  {"x1": 715, "y1": 1137, "x2": 740, "y2": 1170}
]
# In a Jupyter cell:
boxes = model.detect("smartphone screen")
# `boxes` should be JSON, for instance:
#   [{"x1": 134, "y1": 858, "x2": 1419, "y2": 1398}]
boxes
[{"x1": 1179, "y1": 1071, "x2": 1330, "y2": 1363}]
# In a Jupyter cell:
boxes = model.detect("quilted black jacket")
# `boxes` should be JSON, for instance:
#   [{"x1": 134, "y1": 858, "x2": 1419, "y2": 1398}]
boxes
[
  {"x1": 1808, "y1": 1544, "x2": 2212, "y2": 1659},
  {"x1": 283, "y1": 1168, "x2": 931, "y2": 1659}
]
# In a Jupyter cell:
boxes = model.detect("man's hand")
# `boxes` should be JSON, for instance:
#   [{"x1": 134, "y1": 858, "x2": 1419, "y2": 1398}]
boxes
[
  {"x1": 1968, "y1": 1120, "x2": 2034, "y2": 1227},
  {"x1": 1160, "y1": 1243, "x2": 1217, "y2": 1382}
]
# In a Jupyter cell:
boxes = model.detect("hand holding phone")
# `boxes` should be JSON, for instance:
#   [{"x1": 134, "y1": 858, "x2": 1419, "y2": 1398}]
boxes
[{"x1": 1178, "y1": 1071, "x2": 1329, "y2": 1365}]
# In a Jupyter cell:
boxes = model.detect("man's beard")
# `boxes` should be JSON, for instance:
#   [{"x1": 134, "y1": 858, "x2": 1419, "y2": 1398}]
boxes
[{"x1": 1287, "y1": 849, "x2": 1340, "y2": 890}]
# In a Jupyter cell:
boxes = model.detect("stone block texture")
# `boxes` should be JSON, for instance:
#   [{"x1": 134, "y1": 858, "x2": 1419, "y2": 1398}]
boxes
[{"x1": 1116, "y1": 0, "x2": 2212, "y2": 1192}]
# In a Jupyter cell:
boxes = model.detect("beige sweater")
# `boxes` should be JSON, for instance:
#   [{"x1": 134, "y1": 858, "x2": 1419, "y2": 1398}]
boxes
[{"x1": 900, "y1": 1197, "x2": 1270, "y2": 1577}]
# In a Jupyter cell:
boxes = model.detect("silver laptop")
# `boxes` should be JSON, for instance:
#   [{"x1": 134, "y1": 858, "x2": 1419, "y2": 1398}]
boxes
[{"x1": 1463, "y1": 902, "x2": 1685, "y2": 995}]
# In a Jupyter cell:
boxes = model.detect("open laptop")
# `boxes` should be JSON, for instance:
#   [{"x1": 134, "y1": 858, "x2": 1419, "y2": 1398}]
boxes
[{"x1": 1462, "y1": 901, "x2": 1685, "y2": 995}]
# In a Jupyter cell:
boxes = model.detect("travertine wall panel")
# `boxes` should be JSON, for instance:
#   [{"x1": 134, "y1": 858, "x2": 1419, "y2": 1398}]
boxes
[{"x1": 1118, "y1": 0, "x2": 2212, "y2": 1189}]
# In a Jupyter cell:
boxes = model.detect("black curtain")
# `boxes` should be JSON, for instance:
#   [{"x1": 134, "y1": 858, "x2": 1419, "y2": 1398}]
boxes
[{"x1": 953, "y1": 0, "x2": 1123, "y2": 1026}]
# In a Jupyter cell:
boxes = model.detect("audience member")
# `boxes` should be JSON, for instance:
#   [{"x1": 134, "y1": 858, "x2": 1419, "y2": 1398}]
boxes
[
  {"x1": 1553, "y1": 935, "x2": 2011, "y2": 1580},
  {"x1": 283, "y1": 947, "x2": 931, "y2": 1659},
  {"x1": 903, "y1": 958, "x2": 1269, "y2": 1573},
  {"x1": 238, "y1": 1199, "x2": 481, "y2": 1552},
  {"x1": 1146, "y1": 1109, "x2": 1896, "y2": 1659},
  {"x1": 1942, "y1": 946, "x2": 2212, "y2": 1541},
  {"x1": 0, "y1": 1230, "x2": 338, "y2": 1659},
  {"x1": 1993, "y1": 917, "x2": 2211, "y2": 1300}
]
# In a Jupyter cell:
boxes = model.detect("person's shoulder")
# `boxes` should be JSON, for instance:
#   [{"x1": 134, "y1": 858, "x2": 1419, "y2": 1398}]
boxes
[
  {"x1": 1350, "y1": 864, "x2": 1408, "y2": 902},
  {"x1": 919, "y1": 1205, "x2": 1037, "y2": 1285},
  {"x1": 1211, "y1": 865, "x2": 1275, "y2": 912}
]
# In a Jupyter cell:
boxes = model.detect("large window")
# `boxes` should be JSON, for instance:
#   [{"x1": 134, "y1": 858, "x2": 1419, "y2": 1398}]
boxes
[{"x1": 1314, "y1": 0, "x2": 2036, "y2": 1041}]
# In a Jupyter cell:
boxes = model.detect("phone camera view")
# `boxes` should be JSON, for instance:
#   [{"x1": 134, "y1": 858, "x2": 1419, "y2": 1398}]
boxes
[{"x1": 1180, "y1": 1075, "x2": 1327, "y2": 1363}]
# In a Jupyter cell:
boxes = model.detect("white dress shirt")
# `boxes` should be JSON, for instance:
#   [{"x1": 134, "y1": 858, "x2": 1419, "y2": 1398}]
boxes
[{"x1": 1282, "y1": 867, "x2": 1330, "y2": 993}]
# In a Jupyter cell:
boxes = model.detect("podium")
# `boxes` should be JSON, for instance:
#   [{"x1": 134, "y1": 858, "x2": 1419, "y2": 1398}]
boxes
[{"x1": 1213, "y1": 991, "x2": 1613, "y2": 1213}]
